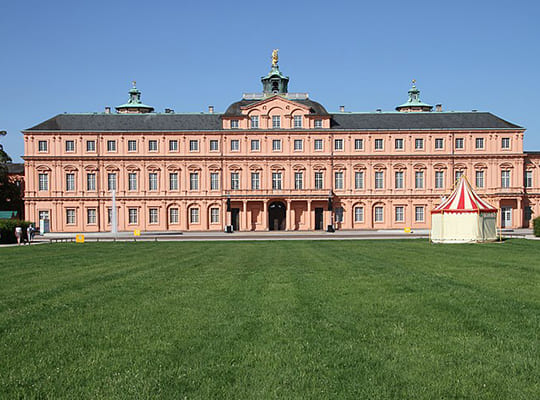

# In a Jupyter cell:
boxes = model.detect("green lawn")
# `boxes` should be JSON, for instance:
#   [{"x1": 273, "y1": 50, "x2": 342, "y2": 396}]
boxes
[{"x1": 1, "y1": 240, "x2": 539, "y2": 399}]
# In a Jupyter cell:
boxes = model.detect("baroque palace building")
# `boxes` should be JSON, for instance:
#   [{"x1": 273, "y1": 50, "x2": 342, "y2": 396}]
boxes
[{"x1": 23, "y1": 54, "x2": 540, "y2": 232}]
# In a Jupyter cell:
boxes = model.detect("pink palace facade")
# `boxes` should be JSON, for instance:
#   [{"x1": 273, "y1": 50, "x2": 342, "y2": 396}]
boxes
[{"x1": 23, "y1": 58, "x2": 540, "y2": 233}]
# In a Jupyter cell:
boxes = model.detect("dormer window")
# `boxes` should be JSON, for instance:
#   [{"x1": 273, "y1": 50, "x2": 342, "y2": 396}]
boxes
[
  {"x1": 272, "y1": 116, "x2": 281, "y2": 129},
  {"x1": 293, "y1": 115, "x2": 302, "y2": 128},
  {"x1": 314, "y1": 119, "x2": 323, "y2": 128},
  {"x1": 230, "y1": 120, "x2": 239, "y2": 129}
]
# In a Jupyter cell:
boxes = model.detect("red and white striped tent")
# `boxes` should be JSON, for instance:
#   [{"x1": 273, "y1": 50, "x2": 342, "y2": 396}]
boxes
[{"x1": 431, "y1": 176, "x2": 498, "y2": 243}]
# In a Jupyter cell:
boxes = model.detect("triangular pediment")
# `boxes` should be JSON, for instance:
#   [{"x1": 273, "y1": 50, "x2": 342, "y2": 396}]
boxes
[{"x1": 240, "y1": 95, "x2": 311, "y2": 113}]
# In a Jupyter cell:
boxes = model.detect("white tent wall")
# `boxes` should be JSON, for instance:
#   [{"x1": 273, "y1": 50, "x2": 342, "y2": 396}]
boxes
[{"x1": 431, "y1": 212, "x2": 497, "y2": 243}]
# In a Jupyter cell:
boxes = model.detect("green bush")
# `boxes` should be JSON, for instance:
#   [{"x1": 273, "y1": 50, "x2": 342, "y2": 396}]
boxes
[
  {"x1": 534, "y1": 217, "x2": 540, "y2": 237},
  {"x1": 0, "y1": 220, "x2": 35, "y2": 244}
]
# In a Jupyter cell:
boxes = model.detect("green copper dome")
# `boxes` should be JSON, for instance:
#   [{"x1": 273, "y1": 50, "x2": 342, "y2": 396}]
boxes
[
  {"x1": 116, "y1": 82, "x2": 154, "y2": 114},
  {"x1": 396, "y1": 80, "x2": 433, "y2": 112}
]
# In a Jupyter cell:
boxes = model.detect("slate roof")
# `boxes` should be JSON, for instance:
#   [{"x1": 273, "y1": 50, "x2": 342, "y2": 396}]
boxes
[
  {"x1": 27, "y1": 113, "x2": 223, "y2": 131},
  {"x1": 331, "y1": 112, "x2": 522, "y2": 130},
  {"x1": 223, "y1": 98, "x2": 330, "y2": 117},
  {"x1": 26, "y1": 111, "x2": 522, "y2": 132},
  {"x1": 6, "y1": 163, "x2": 24, "y2": 174}
]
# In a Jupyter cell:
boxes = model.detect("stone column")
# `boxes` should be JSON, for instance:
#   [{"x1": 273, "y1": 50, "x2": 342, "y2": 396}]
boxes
[
  {"x1": 286, "y1": 200, "x2": 292, "y2": 230},
  {"x1": 262, "y1": 200, "x2": 268, "y2": 231},
  {"x1": 307, "y1": 200, "x2": 312, "y2": 230}
]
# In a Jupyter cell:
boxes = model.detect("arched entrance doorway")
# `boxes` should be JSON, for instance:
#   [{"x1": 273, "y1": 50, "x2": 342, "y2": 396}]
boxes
[{"x1": 268, "y1": 201, "x2": 286, "y2": 231}]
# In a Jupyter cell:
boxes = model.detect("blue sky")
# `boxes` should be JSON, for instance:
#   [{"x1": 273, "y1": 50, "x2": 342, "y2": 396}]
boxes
[{"x1": 1, "y1": 0, "x2": 539, "y2": 162}]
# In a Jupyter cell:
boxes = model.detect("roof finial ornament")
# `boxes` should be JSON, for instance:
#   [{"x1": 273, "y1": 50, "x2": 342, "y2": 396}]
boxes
[
  {"x1": 272, "y1": 49, "x2": 279, "y2": 67},
  {"x1": 132, "y1": 80, "x2": 137, "y2": 88},
  {"x1": 412, "y1": 79, "x2": 416, "y2": 86}
]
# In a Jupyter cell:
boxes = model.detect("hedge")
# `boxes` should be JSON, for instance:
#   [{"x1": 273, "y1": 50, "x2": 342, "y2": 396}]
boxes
[
  {"x1": 0, "y1": 220, "x2": 35, "y2": 244},
  {"x1": 534, "y1": 217, "x2": 540, "y2": 237}
]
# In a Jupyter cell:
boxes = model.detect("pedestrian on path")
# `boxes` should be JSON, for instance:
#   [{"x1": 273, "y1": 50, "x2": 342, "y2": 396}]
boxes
[{"x1": 15, "y1": 226, "x2": 22, "y2": 245}]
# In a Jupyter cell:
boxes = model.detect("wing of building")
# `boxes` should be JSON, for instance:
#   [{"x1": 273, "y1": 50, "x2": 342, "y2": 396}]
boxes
[{"x1": 22, "y1": 59, "x2": 540, "y2": 233}]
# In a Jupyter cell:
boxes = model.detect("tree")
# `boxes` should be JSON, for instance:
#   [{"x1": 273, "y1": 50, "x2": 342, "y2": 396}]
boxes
[{"x1": 0, "y1": 135, "x2": 23, "y2": 215}]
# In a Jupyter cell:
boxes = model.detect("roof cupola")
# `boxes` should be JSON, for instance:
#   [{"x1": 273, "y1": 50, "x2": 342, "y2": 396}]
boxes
[
  {"x1": 395, "y1": 80, "x2": 433, "y2": 112},
  {"x1": 115, "y1": 81, "x2": 154, "y2": 114},
  {"x1": 261, "y1": 49, "x2": 289, "y2": 96}
]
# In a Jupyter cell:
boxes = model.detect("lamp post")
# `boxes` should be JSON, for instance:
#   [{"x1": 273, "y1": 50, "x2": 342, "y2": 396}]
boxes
[{"x1": 327, "y1": 190, "x2": 335, "y2": 232}]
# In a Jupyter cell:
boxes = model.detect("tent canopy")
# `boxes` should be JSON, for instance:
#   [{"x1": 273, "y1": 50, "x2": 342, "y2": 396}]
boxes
[{"x1": 432, "y1": 176, "x2": 497, "y2": 214}]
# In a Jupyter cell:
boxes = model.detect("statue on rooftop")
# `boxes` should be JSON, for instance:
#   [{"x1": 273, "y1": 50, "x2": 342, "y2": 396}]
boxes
[{"x1": 272, "y1": 49, "x2": 279, "y2": 66}]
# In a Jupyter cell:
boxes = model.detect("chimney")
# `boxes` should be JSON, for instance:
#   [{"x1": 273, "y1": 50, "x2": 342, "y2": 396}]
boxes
[
  {"x1": 165, "y1": 108, "x2": 174, "y2": 114},
  {"x1": 376, "y1": 109, "x2": 382, "y2": 113},
  {"x1": 208, "y1": 105, "x2": 214, "y2": 114},
  {"x1": 105, "y1": 107, "x2": 111, "y2": 114},
  {"x1": 472, "y1": 109, "x2": 477, "y2": 112},
  {"x1": 436, "y1": 104, "x2": 442, "y2": 112},
  {"x1": 339, "y1": 105, "x2": 345, "y2": 112}
]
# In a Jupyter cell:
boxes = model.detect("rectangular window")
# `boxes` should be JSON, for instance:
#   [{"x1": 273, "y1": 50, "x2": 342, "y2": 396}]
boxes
[
  {"x1": 293, "y1": 115, "x2": 302, "y2": 128},
  {"x1": 475, "y1": 138, "x2": 484, "y2": 149},
  {"x1": 314, "y1": 139, "x2": 323, "y2": 151},
  {"x1": 395, "y1": 206, "x2": 404, "y2": 222},
  {"x1": 38, "y1": 173, "x2": 49, "y2": 191},
  {"x1": 210, "y1": 172, "x2": 219, "y2": 190},
  {"x1": 66, "y1": 173, "x2": 75, "y2": 191},
  {"x1": 149, "y1": 208, "x2": 158, "y2": 224},
  {"x1": 87, "y1": 173, "x2": 96, "y2": 191},
  {"x1": 375, "y1": 171, "x2": 384, "y2": 189},
  {"x1": 455, "y1": 170, "x2": 463, "y2": 183},
  {"x1": 250, "y1": 116, "x2": 259, "y2": 129},
  {"x1": 354, "y1": 139, "x2": 363, "y2": 150},
  {"x1": 169, "y1": 208, "x2": 179, "y2": 224},
  {"x1": 395, "y1": 171, "x2": 404, "y2": 189},
  {"x1": 231, "y1": 172, "x2": 240, "y2": 190},
  {"x1": 294, "y1": 139, "x2": 303, "y2": 151},
  {"x1": 107, "y1": 208, "x2": 112, "y2": 225},
  {"x1": 86, "y1": 140, "x2": 96, "y2": 152},
  {"x1": 230, "y1": 120, "x2": 239, "y2": 129},
  {"x1": 190, "y1": 208, "x2": 199, "y2": 223},
  {"x1": 169, "y1": 172, "x2": 179, "y2": 190},
  {"x1": 65, "y1": 140, "x2": 75, "y2": 152},
  {"x1": 475, "y1": 170, "x2": 484, "y2": 188},
  {"x1": 272, "y1": 139, "x2": 281, "y2": 151},
  {"x1": 169, "y1": 140, "x2": 178, "y2": 152},
  {"x1": 315, "y1": 172, "x2": 323, "y2": 189},
  {"x1": 38, "y1": 140, "x2": 48, "y2": 152},
  {"x1": 294, "y1": 172, "x2": 303, "y2": 190},
  {"x1": 148, "y1": 173, "x2": 158, "y2": 191},
  {"x1": 334, "y1": 139, "x2": 343, "y2": 151},
  {"x1": 209, "y1": 140, "x2": 219, "y2": 151},
  {"x1": 230, "y1": 139, "x2": 239, "y2": 151},
  {"x1": 189, "y1": 140, "x2": 199, "y2": 152},
  {"x1": 314, "y1": 119, "x2": 323, "y2": 128},
  {"x1": 415, "y1": 171, "x2": 424, "y2": 189},
  {"x1": 128, "y1": 173, "x2": 137, "y2": 191},
  {"x1": 272, "y1": 172, "x2": 282, "y2": 190},
  {"x1": 435, "y1": 171, "x2": 444, "y2": 189},
  {"x1": 374, "y1": 206, "x2": 384, "y2": 222},
  {"x1": 251, "y1": 172, "x2": 260, "y2": 190},
  {"x1": 210, "y1": 208, "x2": 220, "y2": 223},
  {"x1": 335, "y1": 171, "x2": 344, "y2": 189},
  {"x1": 395, "y1": 138, "x2": 404, "y2": 150},
  {"x1": 415, "y1": 206, "x2": 425, "y2": 222},
  {"x1": 335, "y1": 207, "x2": 344, "y2": 223},
  {"x1": 128, "y1": 208, "x2": 138, "y2": 224},
  {"x1": 250, "y1": 139, "x2": 260, "y2": 151},
  {"x1": 354, "y1": 207, "x2": 364, "y2": 223},
  {"x1": 66, "y1": 209, "x2": 76, "y2": 225},
  {"x1": 128, "y1": 140, "x2": 137, "y2": 152},
  {"x1": 501, "y1": 170, "x2": 511, "y2": 188},
  {"x1": 272, "y1": 115, "x2": 281, "y2": 128},
  {"x1": 107, "y1": 140, "x2": 116, "y2": 152},
  {"x1": 526, "y1": 170, "x2": 533, "y2": 188},
  {"x1": 375, "y1": 139, "x2": 384, "y2": 150},
  {"x1": 190, "y1": 172, "x2": 199, "y2": 190},
  {"x1": 87, "y1": 209, "x2": 96, "y2": 224},
  {"x1": 355, "y1": 171, "x2": 364, "y2": 189},
  {"x1": 501, "y1": 137, "x2": 510, "y2": 149},
  {"x1": 148, "y1": 140, "x2": 158, "y2": 152},
  {"x1": 107, "y1": 173, "x2": 117, "y2": 191},
  {"x1": 435, "y1": 138, "x2": 444, "y2": 149},
  {"x1": 455, "y1": 138, "x2": 464, "y2": 149},
  {"x1": 415, "y1": 138, "x2": 424, "y2": 150}
]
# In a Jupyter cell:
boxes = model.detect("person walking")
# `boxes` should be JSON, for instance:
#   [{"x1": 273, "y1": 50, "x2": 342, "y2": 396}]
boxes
[
  {"x1": 15, "y1": 226, "x2": 22, "y2": 245},
  {"x1": 27, "y1": 225, "x2": 34, "y2": 245}
]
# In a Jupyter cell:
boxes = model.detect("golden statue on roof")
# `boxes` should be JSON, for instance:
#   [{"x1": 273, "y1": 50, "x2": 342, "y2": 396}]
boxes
[{"x1": 272, "y1": 49, "x2": 279, "y2": 66}]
